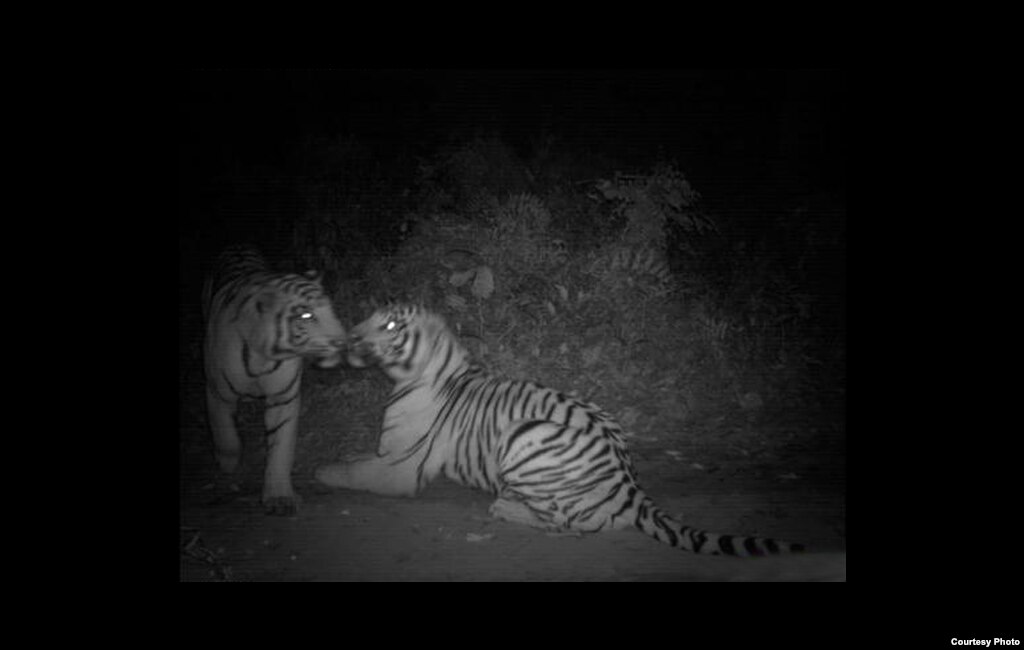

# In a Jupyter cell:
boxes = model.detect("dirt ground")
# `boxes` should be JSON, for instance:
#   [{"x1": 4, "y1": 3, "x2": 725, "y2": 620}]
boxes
[{"x1": 179, "y1": 377, "x2": 846, "y2": 582}]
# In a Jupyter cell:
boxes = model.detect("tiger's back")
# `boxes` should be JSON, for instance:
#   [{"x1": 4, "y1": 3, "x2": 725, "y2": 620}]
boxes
[
  {"x1": 317, "y1": 304, "x2": 804, "y2": 556},
  {"x1": 203, "y1": 245, "x2": 346, "y2": 515},
  {"x1": 201, "y1": 245, "x2": 268, "y2": 320}
]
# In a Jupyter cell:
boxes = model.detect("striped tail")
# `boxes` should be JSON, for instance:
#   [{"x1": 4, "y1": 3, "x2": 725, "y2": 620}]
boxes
[{"x1": 635, "y1": 495, "x2": 805, "y2": 556}]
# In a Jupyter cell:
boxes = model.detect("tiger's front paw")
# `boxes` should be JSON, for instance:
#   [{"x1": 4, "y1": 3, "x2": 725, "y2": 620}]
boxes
[
  {"x1": 315, "y1": 454, "x2": 417, "y2": 496},
  {"x1": 315, "y1": 461, "x2": 357, "y2": 488},
  {"x1": 262, "y1": 491, "x2": 302, "y2": 516},
  {"x1": 315, "y1": 453, "x2": 382, "y2": 490}
]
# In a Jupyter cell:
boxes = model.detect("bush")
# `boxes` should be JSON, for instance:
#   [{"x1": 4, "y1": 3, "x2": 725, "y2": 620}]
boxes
[{"x1": 287, "y1": 133, "x2": 842, "y2": 438}]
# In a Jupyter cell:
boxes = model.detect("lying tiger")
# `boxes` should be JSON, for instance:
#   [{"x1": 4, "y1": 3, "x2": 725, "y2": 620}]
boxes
[{"x1": 317, "y1": 303, "x2": 803, "y2": 556}]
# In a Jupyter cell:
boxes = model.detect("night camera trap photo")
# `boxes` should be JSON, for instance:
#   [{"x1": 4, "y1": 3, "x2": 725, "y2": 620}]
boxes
[{"x1": 179, "y1": 69, "x2": 845, "y2": 583}]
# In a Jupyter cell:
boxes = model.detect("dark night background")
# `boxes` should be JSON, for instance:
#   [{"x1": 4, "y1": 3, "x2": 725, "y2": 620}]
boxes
[{"x1": 179, "y1": 69, "x2": 844, "y2": 299}]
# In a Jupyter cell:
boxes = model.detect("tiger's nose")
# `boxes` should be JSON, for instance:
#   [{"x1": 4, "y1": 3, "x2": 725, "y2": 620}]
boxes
[{"x1": 349, "y1": 339, "x2": 372, "y2": 356}]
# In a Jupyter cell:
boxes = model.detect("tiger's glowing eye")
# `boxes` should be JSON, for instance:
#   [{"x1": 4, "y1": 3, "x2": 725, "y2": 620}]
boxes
[
  {"x1": 299, "y1": 312, "x2": 315, "y2": 320},
  {"x1": 386, "y1": 320, "x2": 397, "y2": 331}
]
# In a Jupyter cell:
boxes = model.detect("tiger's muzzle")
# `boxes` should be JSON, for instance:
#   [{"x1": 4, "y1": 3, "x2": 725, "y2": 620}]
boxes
[
  {"x1": 345, "y1": 334, "x2": 379, "y2": 368},
  {"x1": 309, "y1": 336, "x2": 348, "y2": 368}
]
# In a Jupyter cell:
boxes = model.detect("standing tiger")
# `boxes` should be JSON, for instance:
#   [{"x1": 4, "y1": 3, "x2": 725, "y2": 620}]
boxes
[
  {"x1": 316, "y1": 303, "x2": 804, "y2": 556},
  {"x1": 203, "y1": 245, "x2": 346, "y2": 515}
]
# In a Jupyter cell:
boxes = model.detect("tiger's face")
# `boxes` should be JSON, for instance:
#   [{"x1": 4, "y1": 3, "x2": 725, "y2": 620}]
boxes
[
  {"x1": 262, "y1": 276, "x2": 347, "y2": 368},
  {"x1": 291, "y1": 300, "x2": 347, "y2": 368},
  {"x1": 346, "y1": 304, "x2": 429, "y2": 378}
]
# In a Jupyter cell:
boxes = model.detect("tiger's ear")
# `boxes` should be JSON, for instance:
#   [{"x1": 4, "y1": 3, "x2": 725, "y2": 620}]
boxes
[
  {"x1": 383, "y1": 292, "x2": 413, "y2": 309},
  {"x1": 303, "y1": 269, "x2": 322, "y2": 282}
]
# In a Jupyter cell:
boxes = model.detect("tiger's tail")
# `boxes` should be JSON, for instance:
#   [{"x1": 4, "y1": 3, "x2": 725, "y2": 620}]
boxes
[{"x1": 633, "y1": 493, "x2": 805, "y2": 556}]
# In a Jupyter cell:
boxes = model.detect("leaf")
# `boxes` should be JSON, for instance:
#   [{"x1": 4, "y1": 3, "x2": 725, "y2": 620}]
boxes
[
  {"x1": 555, "y1": 284, "x2": 569, "y2": 302},
  {"x1": 445, "y1": 294, "x2": 468, "y2": 311},
  {"x1": 665, "y1": 188, "x2": 683, "y2": 210},
  {"x1": 449, "y1": 268, "x2": 476, "y2": 287},
  {"x1": 619, "y1": 407, "x2": 640, "y2": 428},
  {"x1": 471, "y1": 265, "x2": 494, "y2": 299},
  {"x1": 581, "y1": 344, "x2": 602, "y2": 368}
]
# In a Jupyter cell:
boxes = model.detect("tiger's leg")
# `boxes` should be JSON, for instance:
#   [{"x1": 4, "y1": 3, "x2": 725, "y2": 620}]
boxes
[
  {"x1": 315, "y1": 454, "x2": 419, "y2": 497},
  {"x1": 489, "y1": 492, "x2": 567, "y2": 532},
  {"x1": 489, "y1": 421, "x2": 580, "y2": 532},
  {"x1": 206, "y1": 387, "x2": 241, "y2": 474},
  {"x1": 261, "y1": 394, "x2": 302, "y2": 516}
]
